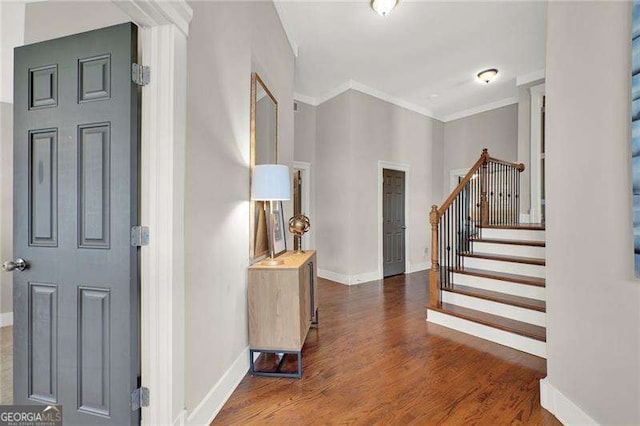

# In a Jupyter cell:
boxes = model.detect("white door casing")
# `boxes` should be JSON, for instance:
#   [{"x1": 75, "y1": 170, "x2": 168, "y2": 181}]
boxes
[
  {"x1": 530, "y1": 83, "x2": 545, "y2": 224},
  {"x1": 292, "y1": 161, "x2": 313, "y2": 250},
  {"x1": 112, "y1": 2, "x2": 192, "y2": 425}
]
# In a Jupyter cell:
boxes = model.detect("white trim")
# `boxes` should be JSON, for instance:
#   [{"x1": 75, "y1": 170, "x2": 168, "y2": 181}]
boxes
[
  {"x1": 441, "y1": 96, "x2": 518, "y2": 122},
  {"x1": 427, "y1": 309, "x2": 547, "y2": 358},
  {"x1": 173, "y1": 410, "x2": 187, "y2": 426},
  {"x1": 295, "y1": 80, "x2": 443, "y2": 120},
  {"x1": 0, "y1": 312, "x2": 13, "y2": 327},
  {"x1": 519, "y1": 213, "x2": 531, "y2": 223},
  {"x1": 114, "y1": 1, "x2": 192, "y2": 36},
  {"x1": 441, "y1": 291, "x2": 546, "y2": 327},
  {"x1": 293, "y1": 92, "x2": 317, "y2": 106},
  {"x1": 315, "y1": 80, "x2": 353, "y2": 106},
  {"x1": 187, "y1": 347, "x2": 249, "y2": 426},
  {"x1": 350, "y1": 81, "x2": 440, "y2": 119},
  {"x1": 378, "y1": 161, "x2": 411, "y2": 280},
  {"x1": 540, "y1": 378, "x2": 599, "y2": 425},
  {"x1": 516, "y1": 68, "x2": 545, "y2": 87},
  {"x1": 452, "y1": 272, "x2": 546, "y2": 301},
  {"x1": 273, "y1": 1, "x2": 298, "y2": 57},
  {"x1": 114, "y1": 2, "x2": 192, "y2": 425},
  {"x1": 529, "y1": 83, "x2": 545, "y2": 224},
  {"x1": 294, "y1": 81, "x2": 524, "y2": 123},
  {"x1": 318, "y1": 268, "x2": 380, "y2": 286},
  {"x1": 292, "y1": 161, "x2": 314, "y2": 250},
  {"x1": 407, "y1": 262, "x2": 428, "y2": 274}
]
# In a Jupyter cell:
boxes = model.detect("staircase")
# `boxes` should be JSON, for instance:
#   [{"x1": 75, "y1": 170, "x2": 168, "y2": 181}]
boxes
[{"x1": 426, "y1": 150, "x2": 546, "y2": 358}]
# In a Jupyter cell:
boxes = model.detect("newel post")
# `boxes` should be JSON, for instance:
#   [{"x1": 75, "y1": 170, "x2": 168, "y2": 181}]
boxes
[
  {"x1": 480, "y1": 148, "x2": 489, "y2": 226},
  {"x1": 429, "y1": 205, "x2": 440, "y2": 308}
]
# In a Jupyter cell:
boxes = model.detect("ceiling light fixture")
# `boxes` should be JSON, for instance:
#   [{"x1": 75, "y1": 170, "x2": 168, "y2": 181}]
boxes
[
  {"x1": 477, "y1": 68, "x2": 498, "y2": 84},
  {"x1": 371, "y1": 0, "x2": 399, "y2": 16}
]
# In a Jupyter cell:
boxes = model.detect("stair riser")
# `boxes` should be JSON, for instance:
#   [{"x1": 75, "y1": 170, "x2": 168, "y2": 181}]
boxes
[
  {"x1": 427, "y1": 309, "x2": 546, "y2": 358},
  {"x1": 471, "y1": 241, "x2": 545, "y2": 258},
  {"x1": 480, "y1": 228, "x2": 545, "y2": 241},
  {"x1": 441, "y1": 292, "x2": 546, "y2": 327},
  {"x1": 452, "y1": 273, "x2": 546, "y2": 300},
  {"x1": 463, "y1": 257, "x2": 545, "y2": 278}
]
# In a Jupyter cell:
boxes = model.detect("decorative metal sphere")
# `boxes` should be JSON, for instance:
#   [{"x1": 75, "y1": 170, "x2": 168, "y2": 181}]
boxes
[{"x1": 288, "y1": 214, "x2": 311, "y2": 237}]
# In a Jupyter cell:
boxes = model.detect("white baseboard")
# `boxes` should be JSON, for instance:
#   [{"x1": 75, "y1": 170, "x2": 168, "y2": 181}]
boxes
[
  {"x1": 540, "y1": 377, "x2": 598, "y2": 425},
  {"x1": 407, "y1": 262, "x2": 428, "y2": 273},
  {"x1": 173, "y1": 409, "x2": 187, "y2": 426},
  {"x1": 0, "y1": 312, "x2": 13, "y2": 327},
  {"x1": 318, "y1": 269, "x2": 380, "y2": 285},
  {"x1": 426, "y1": 309, "x2": 546, "y2": 358},
  {"x1": 187, "y1": 346, "x2": 249, "y2": 425},
  {"x1": 319, "y1": 264, "x2": 427, "y2": 285}
]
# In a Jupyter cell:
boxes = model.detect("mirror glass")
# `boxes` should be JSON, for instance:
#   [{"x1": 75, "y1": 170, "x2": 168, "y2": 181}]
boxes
[{"x1": 250, "y1": 73, "x2": 278, "y2": 261}]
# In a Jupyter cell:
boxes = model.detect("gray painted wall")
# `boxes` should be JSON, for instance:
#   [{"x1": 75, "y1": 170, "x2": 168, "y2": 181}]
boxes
[
  {"x1": 184, "y1": 0, "x2": 294, "y2": 411},
  {"x1": 312, "y1": 90, "x2": 444, "y2": 278},
  {"x1": 546, "y1": 1, "x2": 640, "y2": 423},
  {"x1": 24, "y1": 1, "x2": 128, "y2": 44},
  {"x1": 442, "y1": 104, "x2": 518, "y2": 196},
  {"x1": 294, "y1": 101, "x2": 316, "y2": 165}
]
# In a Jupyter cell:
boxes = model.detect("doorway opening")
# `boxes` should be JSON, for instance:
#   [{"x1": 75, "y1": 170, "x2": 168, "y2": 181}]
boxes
[
  {"x1": 381, "y1": 167, "x2": 407, "y2": 278},
  {"x1": 292, "y1": 161, "x2": 312, "y2": 251}
]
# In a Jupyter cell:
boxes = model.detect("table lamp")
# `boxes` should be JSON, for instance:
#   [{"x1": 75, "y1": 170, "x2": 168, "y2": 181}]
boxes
[{"x1": 252, "y1": 164, "x2": 291, "y2": 265}]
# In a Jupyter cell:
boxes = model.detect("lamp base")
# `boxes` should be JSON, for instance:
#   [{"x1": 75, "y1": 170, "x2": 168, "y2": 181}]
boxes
[{"x1": 262, "y1": 257, "x2": 284, "y2": 266}]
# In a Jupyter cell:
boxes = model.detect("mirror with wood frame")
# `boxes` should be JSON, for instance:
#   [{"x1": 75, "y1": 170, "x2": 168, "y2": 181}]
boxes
[{"x1": 250, "y1": 72, "x2": 278, "y2": 261}]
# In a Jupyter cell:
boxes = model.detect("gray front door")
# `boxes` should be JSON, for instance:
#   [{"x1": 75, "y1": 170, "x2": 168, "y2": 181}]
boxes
[
  {"x1": 383, "y1": 169, "x2": 405, "y2": 277},
  {"x1": 11, "y1": 23, "x2": 140, "y2": 425}
]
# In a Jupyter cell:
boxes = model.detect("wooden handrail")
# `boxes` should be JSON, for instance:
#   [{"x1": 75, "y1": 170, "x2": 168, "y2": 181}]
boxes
[
  {"x1": 428, "y1": 149, "x2": 525, "y2": 309},
  {"x1": 437, "y1": 149, "x2": 525, "y2": 217}
]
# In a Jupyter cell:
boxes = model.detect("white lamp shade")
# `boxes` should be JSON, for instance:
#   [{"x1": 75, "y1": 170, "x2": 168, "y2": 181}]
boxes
[{"x1": 252, "y1": 164, "x2": 291, "y2": 201}]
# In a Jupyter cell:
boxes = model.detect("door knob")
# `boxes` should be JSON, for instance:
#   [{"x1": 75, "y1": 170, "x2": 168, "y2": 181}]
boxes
[{"x1": 2, "y1": 258, "x2": 29, "y2": 272}]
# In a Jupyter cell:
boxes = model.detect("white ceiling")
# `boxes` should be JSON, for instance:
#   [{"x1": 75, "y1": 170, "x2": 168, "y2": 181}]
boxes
[{"x1": 275, "y1": 1, "x2": 547, "y2": 121}]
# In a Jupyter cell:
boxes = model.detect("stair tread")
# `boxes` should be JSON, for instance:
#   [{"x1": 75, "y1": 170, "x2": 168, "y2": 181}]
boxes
[
  {"x1": 460, "y1": 252, "x2": 545, "y2": 266},
  {"x1": 450, "y1": 267, "x2": 545, "y2": 287},
  {"x1": 444, "y1": 284, "x2": 546, "y2": 312},
  {"x1": 431, "y1": 303, "x2": 546, "y2": 341},
  {"x1": 470, "y1": 237, "x2": 545, "y2": 247},
  {"x1": 479, "y1": 223, "x2": 545, "y2": 231}
]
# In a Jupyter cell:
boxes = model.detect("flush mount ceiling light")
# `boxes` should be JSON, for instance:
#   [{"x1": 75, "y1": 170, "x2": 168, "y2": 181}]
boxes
[
  {"x1": 371, "y1": 0, "x2": 399, "y2": 16},
  {"x1": 477, "y1": 68, "x2": 499, "y2": 84}
]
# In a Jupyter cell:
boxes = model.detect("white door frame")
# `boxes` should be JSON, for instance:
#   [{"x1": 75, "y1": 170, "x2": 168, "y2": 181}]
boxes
[
  {"x1": 530, "y1": 83, "x2": 545, "y2": 224},
  {"x1": 292, "y1": 161, "x2": 313, "y2": 250},
  {"x1": 378, "y1": 161, "x2": 410, "y2": 279},
  {"x1": 113, "y1": 2, "x2": 192, "y2": 425}
]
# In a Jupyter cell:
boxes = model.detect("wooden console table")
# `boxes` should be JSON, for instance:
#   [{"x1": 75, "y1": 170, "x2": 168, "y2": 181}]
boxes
[{"x1": 248, "y1": 250, "x2": 318, "y2": 378}]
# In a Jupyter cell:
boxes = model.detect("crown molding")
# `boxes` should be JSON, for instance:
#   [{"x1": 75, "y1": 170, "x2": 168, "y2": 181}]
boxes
[
  {"x1": 294, "y1": 80, "x2": 444, "y2": 121},
  {"x1": 273, "y1": 1, "x2": 298, "y2": 57},
  {"x1": 516, "y1": 68, "x2": 545, "y2": 87},
  {"x1": 441, "y1": 96, "x2": 518, "y2": 122},
  {"x1": 294, "y1": 82, "x2": 520, "y2": 123}
]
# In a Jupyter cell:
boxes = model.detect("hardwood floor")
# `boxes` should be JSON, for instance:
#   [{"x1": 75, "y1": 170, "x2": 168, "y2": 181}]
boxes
[{"x1": 213, "y1": 271, "x2": 560, "y2": 425}]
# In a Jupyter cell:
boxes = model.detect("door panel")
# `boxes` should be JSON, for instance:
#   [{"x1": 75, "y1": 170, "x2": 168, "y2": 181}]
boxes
[
  {"x1": 383, "y1": 169, "x2": 405, "y2": 277},
  {"x1": 13, "y1": 23, "x2": 139, "y2": 426}
]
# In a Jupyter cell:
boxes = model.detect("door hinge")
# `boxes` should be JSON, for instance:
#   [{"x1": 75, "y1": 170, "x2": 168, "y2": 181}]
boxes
[
  {"x1": 131, "y1": 387, "x2": 150, "y2": 411},
  {"x1": 132, "y1": 63, "x2": 150, "y2": 86},
  {"x1": 131, "y1": 226, "x2": 149, "y2": 247}
]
